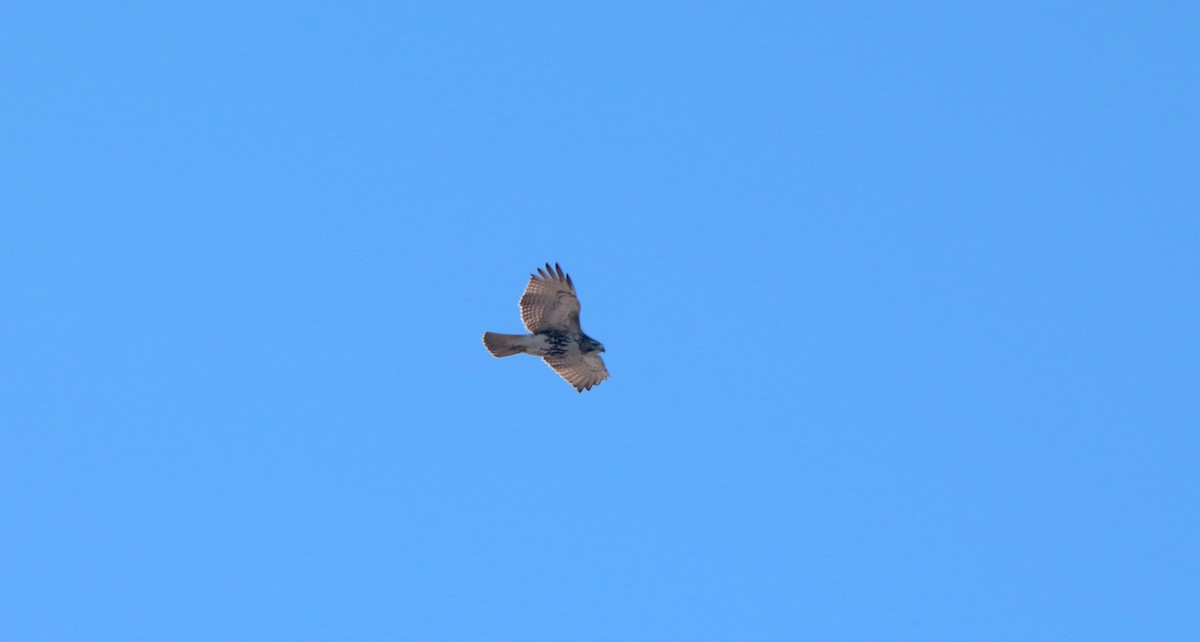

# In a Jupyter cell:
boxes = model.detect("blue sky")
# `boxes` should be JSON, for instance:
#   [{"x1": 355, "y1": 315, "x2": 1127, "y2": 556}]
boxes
[{"x1": 2, "y1": 2, "x2": 1197, "y2": 639}]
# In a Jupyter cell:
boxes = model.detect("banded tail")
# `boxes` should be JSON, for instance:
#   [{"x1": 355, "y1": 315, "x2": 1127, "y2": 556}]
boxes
[{"x1": 482, "y1": 332, "x2": 530, "y2": 358}]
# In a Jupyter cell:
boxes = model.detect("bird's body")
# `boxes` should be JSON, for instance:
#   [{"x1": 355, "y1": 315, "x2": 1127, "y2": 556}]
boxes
[
  {"x1": 483, "y1": 263, "x2": 609, "y2": 392},
  {"x1": 482, "y1": 329, "x2": 597, "y2": 359}
]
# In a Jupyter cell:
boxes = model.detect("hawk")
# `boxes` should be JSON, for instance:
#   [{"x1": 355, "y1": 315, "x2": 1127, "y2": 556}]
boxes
[{"x1": 483, "y1": 263, "x2": 609, "y2": 392}]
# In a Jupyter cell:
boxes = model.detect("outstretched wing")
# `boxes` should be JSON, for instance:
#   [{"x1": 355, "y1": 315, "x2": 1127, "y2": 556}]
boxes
[
  {"x1": 520, "y1": 262, "x2": 581, "y2": 333},
  {"x1": 543, "y1": 354, "x2": 609, "y2": 392}
]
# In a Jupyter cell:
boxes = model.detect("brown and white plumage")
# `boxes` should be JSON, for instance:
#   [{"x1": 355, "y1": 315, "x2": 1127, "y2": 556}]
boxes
[
  {"x1": 543, "y1": 354, "x2": 609, "y2": 392},
  {"x1": 483, "y1": 263, "x2": 609, "y2": 392},
  {"x1": 519, "y1": 263, "x2": 581, "y2": 333}
]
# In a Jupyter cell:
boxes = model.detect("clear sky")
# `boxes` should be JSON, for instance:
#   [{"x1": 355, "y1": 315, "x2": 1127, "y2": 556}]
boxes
[{"x1": 2, "y1": 2, "x2": 1197, "y2": 640}]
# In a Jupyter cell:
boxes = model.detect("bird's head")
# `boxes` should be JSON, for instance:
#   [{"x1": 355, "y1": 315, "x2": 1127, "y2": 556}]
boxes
[{"x1": 581, "y1": 336, "x2": 605, "y2": 354}]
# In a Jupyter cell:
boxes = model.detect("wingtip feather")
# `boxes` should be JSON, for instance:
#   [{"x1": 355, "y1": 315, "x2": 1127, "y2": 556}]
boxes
[{"x1": 534, "y1": 262, "x2": 575, "y2": 283}]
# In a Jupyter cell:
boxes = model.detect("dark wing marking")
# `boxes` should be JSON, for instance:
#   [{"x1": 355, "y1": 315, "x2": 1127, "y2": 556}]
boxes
[
  {"x1": 519, "y1": 262, "x2": 581, "y2": 333},
  {"x1": 543, "y1": 353, "x2": 609, "y2": 392}
]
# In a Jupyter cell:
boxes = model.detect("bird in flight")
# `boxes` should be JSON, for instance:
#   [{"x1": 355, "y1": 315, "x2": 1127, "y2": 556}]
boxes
[{"x1": 483, "y1": 263, "x2": 609, "y2": 392}]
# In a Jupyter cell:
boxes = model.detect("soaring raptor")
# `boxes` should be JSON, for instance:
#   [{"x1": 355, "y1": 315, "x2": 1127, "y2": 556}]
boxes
[{"x1": 483, "y1": 263, "x2": 609, "y2": 392}]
